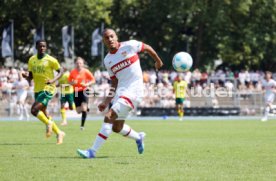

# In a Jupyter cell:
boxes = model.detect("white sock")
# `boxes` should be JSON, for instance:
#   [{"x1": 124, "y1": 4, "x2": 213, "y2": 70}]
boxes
[
  {"x1": 264, "y1": 106, "x2": 270, "y2": 117},
  {"x1": 119, "y1": 124, "x2": 140, "y2": 140},
  {"x1": 91, "y1": 123, "x2": 112, "y2": 153}
]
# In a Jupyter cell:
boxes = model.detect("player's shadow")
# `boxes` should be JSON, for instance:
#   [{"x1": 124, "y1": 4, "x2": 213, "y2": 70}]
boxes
[{"x1": 32, "y1": 156, "x2": 109, "y2": 159}]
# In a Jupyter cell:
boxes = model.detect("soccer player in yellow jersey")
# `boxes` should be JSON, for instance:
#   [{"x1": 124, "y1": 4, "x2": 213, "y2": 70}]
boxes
[
  {"x1": 173, "y1": 75, "x2": 188, "y2": 121},
  {"x1": 58, "y1": 67, "x2": 76, "y2": 126},
  {"x1": 22, "y1": 40, "x2": 65, "y2": 144}
]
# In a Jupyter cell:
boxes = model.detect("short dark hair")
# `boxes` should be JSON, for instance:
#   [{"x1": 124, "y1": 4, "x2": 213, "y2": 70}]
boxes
[
  {"x1": 35, "y1": 39, "x2": 47, "y2": 47},
  {"x1": 102, "y1": 28, "x2": 116, "y2": 36}
]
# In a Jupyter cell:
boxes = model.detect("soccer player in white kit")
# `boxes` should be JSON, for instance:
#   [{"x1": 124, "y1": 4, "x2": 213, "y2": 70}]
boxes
[
  {"x1": 13, "y1": 72, "x2": 30, "y2": 120},
  {"x1": 261, "y1": 71, "x2": 276, "y2": 121},
  {"x1": 77, "y1": 28, "x2": 163, "y2": 158}
]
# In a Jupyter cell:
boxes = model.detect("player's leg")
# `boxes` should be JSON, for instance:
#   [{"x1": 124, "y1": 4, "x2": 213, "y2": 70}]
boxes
[
  {"x1": 60, "y1": 103, "x2": 67, "y2": 126},
  {"x1": 177, "y1": 104, "x2": 181, "y2": 118},
  {"x1": 80, "y1": 102, "x2": 88, "y2": 129},
  {"x1": 176, "y1": 104, "x2": 181, "y2": 119},
  {"x1": 60, "y1": 94, "x2": 67, "y2": 125},
  {"x1": 262, "y1": 103, "x2": 271, "y2": 121},
  {"x1": 113, "y1": 119, "x2": 146, "y2": 154},
  {"x1": 41, "y1": 105, "x2": 50, "y2": 119},
  {"x1": 175, "y1": 99, "x2": 180, "y2": 119},
  {"x1": 18, "y1": 102, "x2": 24, "y2": 120},
  {"x1": 261, "y1": 94, "x2": 274, "y2": 121},
  {"x1": 74, "y1": 91, "x2": 82, "y2": 113},
  {"x1": 179, "y1": 103, "x2": 184, "y2": 121},
  {"x1": 23, "y1": 103, "x2": 30, "y2": 121},
  {"x1": 77, "y1": 108, "x2": 115, "y2": 158},
  {"x1": 20, "y1": 92, "x2": 30, "y2": 120},
  {"x1": 176, "y1": 98, "x2": 184, "y2": 121},
  {"x1": 80, "y1": 91, "x2": 89, "y2": 129},
  {"x1": 112, "y1": 121, "x2": 140, "y2": 140},
  {"x1": 111, "y1": 100, "x2": 146, "y2": 154},
  {"x1": 69, "y1": 103, "x2": 76, "y2": 110},
  {"x1": 31, "y1": 102, "x2": 54, "y2": 136},
  {"x1": 68, "y1": 93, "x2": 76, "y2": 110},
  {"x1": 17, "y1": 93, "x2": 22, "y2": 120},
  {"x1": 19, "y1": 91, "x2": 28, "y2": 120},
  {"x1": 32, "y1": 91, "x2": 65, "y2": 144},
  {"x1": 40, "y1": 104, "x2": 54, "y2": 127},
  {"x1": 74, "y1": 91, "x2": 87, "y2": 130}
]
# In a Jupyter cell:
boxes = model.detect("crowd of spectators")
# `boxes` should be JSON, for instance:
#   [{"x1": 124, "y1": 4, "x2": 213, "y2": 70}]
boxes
[{"x1": 0, "y1": 65, "x2": 275, "y2": 117}]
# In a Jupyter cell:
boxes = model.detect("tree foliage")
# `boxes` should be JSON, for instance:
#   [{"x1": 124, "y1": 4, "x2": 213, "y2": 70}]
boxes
[
  {"x1": 0, "y1": 0, "x2": 275, "y2": 71},
  {"x1": 0, "y1": 0, "x2": 112, "y2": 66}
]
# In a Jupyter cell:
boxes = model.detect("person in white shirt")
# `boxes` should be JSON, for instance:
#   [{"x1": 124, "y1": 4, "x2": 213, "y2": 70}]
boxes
[
  {"x1": 239, "y1": 70, "x2": 246, "y2": 86},
  {"x1": 261, "y1": 71, "x2": 276, "y2": 121},
  {"x1": 149, "y1": 70, "x2": 157, "y2": 85},
  {"x1": 13, "y1": 72, "x2": 30, "y2": 120},
  {"x1": 77, "y1": 28, "x2": 163, "y2": 158}
]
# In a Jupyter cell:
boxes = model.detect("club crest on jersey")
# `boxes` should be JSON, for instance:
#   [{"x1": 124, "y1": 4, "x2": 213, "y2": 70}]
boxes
[{"x1": 121, "y1": 51, "x2": 127, "y2": 57}]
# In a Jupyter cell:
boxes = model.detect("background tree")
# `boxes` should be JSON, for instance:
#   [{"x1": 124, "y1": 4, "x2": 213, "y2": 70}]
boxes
[
  {"x1": 1, "y1": 0, "x2": 275, "y2": 71},
  {"x1": 0, "y1": 0, "x2": 112, "y2": 66}
]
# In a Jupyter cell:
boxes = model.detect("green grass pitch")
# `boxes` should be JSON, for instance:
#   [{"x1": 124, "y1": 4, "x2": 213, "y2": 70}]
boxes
[{"x1": 0, "y1": 119, "x2": 276, "y2": 181}]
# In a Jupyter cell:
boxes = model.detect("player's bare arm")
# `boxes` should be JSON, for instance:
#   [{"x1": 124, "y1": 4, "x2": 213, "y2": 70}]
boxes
[
  {"x1": 46, "y1": 68, "x2": 64, "y2": 85},
  {"x1": 143, "y1": 44, "x2": 164, "y2": 70},
  {"x1": 22, "y1": 71, "x2": 33, "y2": 82},
  {"x1": 98, "y1": 78, "x2": 118, "y2": 112}
]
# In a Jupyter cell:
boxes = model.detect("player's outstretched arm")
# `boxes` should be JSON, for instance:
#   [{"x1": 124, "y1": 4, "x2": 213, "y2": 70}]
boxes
[
  {"x1": 98, "y1": 78, "x2": 118, "y2": 112},
  {"x1": 143, "y1": 44, "x2": 164, "y2": 70},
  {"x1": 46, "y1": 68, "x2": 64, "y2": 85}
]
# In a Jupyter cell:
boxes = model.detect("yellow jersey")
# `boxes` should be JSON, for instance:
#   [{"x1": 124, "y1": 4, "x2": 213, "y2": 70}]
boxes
[
  {"x1": 173, "y1": 80, "x2": 187, "y2": 98},
  {"x1": 58, "y1": 71, "x2": 74, "y2": 94},
  {"x1": 28, "y1": 54, "x2": 60, "y2": 93}
]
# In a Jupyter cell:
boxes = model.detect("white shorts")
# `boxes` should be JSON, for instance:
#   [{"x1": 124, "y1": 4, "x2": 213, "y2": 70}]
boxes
[
  {"x1": 17, "y1": 91, "x2": 28, "y2": 103},
  {"x1": 111, "y1": 96, "x2": 141, "y2": 120},
  {"x1": 265, "y1": 93, "x2": 275, "y2": 104}
]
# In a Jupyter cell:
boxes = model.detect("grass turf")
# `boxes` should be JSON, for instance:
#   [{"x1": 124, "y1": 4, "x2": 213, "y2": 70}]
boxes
[{"x1": 0, "y1": 119, "x2": 276, "y2": 181}]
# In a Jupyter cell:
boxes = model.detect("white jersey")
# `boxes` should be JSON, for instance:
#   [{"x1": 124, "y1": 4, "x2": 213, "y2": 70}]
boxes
[
  {"x1": 14, "y1": 79, "x2": 29, "y2": 95},
  {"x1": 13, "y1": 79, "x2": 29, "y2": 102},
  {"x1": 262, "y1": 79, "x2": 276, "y2": 96},
  {"x1": 104, "y1": 40, "x2": 145, "y2": 106},
  {"x1": 262, "y1": 79, "x2": 276, "y2": 103}
]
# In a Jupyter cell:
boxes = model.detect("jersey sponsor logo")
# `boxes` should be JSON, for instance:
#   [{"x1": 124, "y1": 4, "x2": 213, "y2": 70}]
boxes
[
  {"x1": 32, "y1": 65, "x2": 46, "y2": 74},
  {"x1": 111, "y1": 54, "x2": 138, "y2": 74}
]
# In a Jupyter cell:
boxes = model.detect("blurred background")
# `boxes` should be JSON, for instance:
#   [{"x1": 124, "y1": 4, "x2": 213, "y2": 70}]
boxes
[{"x1": 0, "y1": 0, "x2": 276, "y2": 119}]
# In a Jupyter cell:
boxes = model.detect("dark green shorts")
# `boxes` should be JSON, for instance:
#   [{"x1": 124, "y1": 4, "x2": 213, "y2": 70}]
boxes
[
  {"x1": 34, "y1": 91, "x2": 53, "y2": 106},
  {"x1": 60, "y1": 93, "x2": 75, "y2": 106},
  {"x1": 175, "y1": 98, "x2": 185, "y2": 105}
]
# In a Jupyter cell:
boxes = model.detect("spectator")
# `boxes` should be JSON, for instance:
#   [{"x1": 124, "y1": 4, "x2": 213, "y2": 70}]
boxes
[
  {"x1": 149, "y1": 70, "x2": 157, "y2": 85},
  {"x1": 239, "y1": 70, "x2": 246, "y2": 86},
  {"x1": 143, "y1": 71, "x2": 150, "y2": 84}
]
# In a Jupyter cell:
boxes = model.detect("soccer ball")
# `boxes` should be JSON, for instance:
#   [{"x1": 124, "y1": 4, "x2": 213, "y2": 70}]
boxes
[{"x1": 172, "y1": 52, "x2": 193, "y2": 72}]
